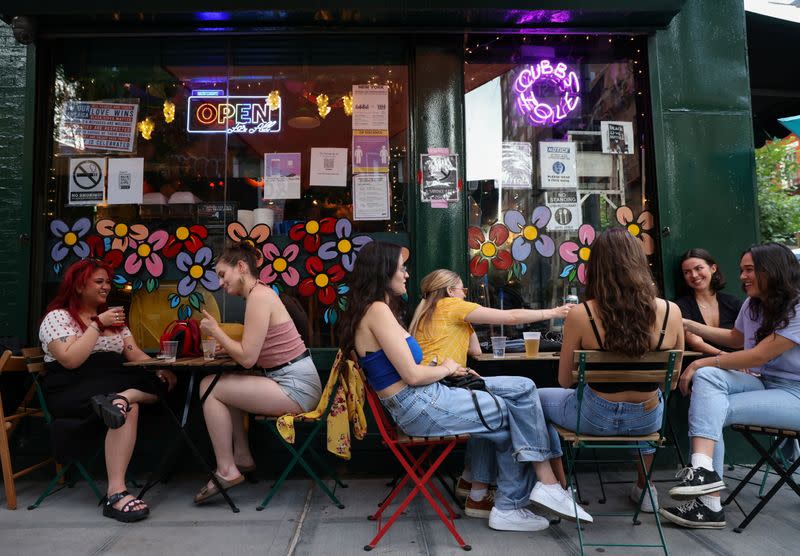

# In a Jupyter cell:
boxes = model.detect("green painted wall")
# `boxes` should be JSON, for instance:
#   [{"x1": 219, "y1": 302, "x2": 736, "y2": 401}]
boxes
[
  {"x1": 0, "y1": 23, "x2": 33, "y2": 341},
  {"x1": 650, "y1": 0, "x2": 757, "y2": 299},
  {"x1": 410, "y1": 38, "x2": 468, "y2": 290}
]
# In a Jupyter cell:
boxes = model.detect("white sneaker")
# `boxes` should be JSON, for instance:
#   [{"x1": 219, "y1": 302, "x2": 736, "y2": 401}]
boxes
[
  {"x1": 529, "y1": 483, "x2": 594, "y2": 523},
  {"x1": 488, "y1": 507, "x2": 550, "y2": 532},
  {"x1": 629, "y1": 483, "x2": 658, "y2": 513}
]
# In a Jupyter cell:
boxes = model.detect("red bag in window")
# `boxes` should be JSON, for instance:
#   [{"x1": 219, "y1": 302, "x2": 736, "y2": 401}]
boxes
[{"x1": 160, "y1": 320, "x2": 203, "y2": 357}]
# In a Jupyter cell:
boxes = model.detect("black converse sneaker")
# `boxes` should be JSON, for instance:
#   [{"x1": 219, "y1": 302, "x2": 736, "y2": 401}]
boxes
[
  {"x1": 659, "y1": 499, "x2": 726, "y2": 529},
  {"x1": 668, "y1": 466, "x2": 726, "y2": 499}
]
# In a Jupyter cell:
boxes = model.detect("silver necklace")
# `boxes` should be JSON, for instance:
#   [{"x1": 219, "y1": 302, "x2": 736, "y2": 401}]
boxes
[{"x1": 697, "y1": 295, "x2": 716, "y2": 310}]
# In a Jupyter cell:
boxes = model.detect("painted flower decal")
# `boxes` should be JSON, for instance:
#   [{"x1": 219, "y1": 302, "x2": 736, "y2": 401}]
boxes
[
  {"x1": 124, "y1": 230, "x2": 169, "y2": 277},
  {"x1": 226, "y1": 222, "x2": 271, "y2": 248},
  {"x1": 260, "y1": 243, "x2": 301, "y2": 287},
  {"x1": 298, "y1": 256, "x2": 345, "y2": 305},
  {"x1": 50, "y1": 218, "x2": 91, "y2": 262},
  {"x1": 616, "y1": 207, "x2": 655, "y2": 255},
  {"x1": 318, "y1": 219, "x2": 372, "y2": 271},
  {"x1": 468, "y1": 224, "x2": 513, "y2": 277},
  {"x1": 290, "y1": 217, "x2": 336, "y2": 253},
  {"x1": 163, "y1": 224, "x2": 208, "y2": 258},
  {"x1": 96, "y1": 219, "x2": 149, "y2": 252},
  {"x1": 176, "y1": 246, "x2": 219, "y2": 296},
  {"x1": 559, "y1": 224, "x2": 596, "y2": 283},
  {"x1": 86, "y1": 236, "x2": 124, "y2": 270},
  {"x1": 504, "y1": 207, "x2": 555, "y2": 260}
]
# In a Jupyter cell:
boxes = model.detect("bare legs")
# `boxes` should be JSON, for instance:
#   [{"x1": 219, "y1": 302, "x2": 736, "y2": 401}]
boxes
[
  {"x1": 636, "y1": 453, "x2": 655, "y2": 489},
  {"x1": 104, "y1": 387, "x2": 159, "y2": 511},
  {"x1": 199, "y1": 374, "x2": 301, "y2": 484}
]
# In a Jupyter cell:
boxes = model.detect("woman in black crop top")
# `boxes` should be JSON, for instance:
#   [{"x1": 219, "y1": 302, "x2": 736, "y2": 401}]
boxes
[
  {"x1": 675, "y1": 248, "x2": 743, "y2": 354},
  {"x1": 538, "y1": 228, "x2": 684, "y2": 514}
]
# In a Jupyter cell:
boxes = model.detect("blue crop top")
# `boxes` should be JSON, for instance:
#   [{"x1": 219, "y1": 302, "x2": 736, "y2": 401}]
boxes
[{"x1": 359, "y1": 336, "x2": 422, "y2": 391}]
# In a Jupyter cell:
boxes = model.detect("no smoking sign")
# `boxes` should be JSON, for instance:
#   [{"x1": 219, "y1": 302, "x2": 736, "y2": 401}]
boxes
[{"x1": 68, "y1": 157, "x2": 106, "y2": 205}]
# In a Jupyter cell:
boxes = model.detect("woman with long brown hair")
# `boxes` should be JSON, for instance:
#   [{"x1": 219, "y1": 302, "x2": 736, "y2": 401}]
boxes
[
  {"x1": 660, "y1": 242, "x2": 800, "y2": 529},
  {"x1": 338, "y1": 241, "x2": 592, "y2": 533},
  {"x1": 538, "y1": 228, "x2": 684, "y2": 513}
]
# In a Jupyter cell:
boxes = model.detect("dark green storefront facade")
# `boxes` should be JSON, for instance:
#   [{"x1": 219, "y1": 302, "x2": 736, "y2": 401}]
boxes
[
  {"x1": 0, "y1": 0, "x2": 757, "y2": 345},
  {"x1": 0, "y1": 1, "x2": 759, "y2": 473}
]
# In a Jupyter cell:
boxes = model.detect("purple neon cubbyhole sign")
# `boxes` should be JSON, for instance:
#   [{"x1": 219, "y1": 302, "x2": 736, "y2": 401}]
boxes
[{"x1": 514, "y1": 60, "x2": 581, "y2": 127}]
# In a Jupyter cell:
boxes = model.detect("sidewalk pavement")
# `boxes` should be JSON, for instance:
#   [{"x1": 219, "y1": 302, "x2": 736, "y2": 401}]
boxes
[{"x1": 0, "y1": 467, "x2": 797, "y2": 555}]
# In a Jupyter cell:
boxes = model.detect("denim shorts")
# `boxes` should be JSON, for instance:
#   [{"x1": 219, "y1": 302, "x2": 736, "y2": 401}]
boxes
[
  {"x1": 539, "y1": 386, "x2": 663, "y2": 455},
  {"x1": 260, "y1": 355, "x2": 322, "y2": 412}
]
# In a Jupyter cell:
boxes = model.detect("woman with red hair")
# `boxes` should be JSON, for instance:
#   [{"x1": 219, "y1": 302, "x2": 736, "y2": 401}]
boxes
[{"x1": 39, "y1": 258, "x2": 175, "y2": 523}]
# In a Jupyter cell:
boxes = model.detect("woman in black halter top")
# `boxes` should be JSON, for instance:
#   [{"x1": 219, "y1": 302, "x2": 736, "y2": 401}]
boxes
[{"x1": 538, "y1": 228, "x2": 684, "y2": 514}]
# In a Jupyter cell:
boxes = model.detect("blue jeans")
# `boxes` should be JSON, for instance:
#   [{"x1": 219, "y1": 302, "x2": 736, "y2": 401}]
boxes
[
  {"x1": 688, "y1": 366, "x2": 800, "y2": 478},
  {"x1": 380, "y1": 376, "x2": 557, "y2": 510},
  {"x1": 538, "y1": 386, "x2": 664, "y2": 455}
]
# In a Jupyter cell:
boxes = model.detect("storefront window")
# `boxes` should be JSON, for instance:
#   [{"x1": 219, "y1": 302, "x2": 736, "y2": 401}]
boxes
[
  {"x1": 41, "y1": 36, "x2": 409, "y2": 348},
  {"x1": 464, "y1": 34, "x2": 656, "y2": 344}
]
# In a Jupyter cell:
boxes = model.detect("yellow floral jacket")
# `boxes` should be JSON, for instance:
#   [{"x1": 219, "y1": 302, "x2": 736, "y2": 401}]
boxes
[{"x1": 276, "y1": 351, "x2": 367, "y2": 460}]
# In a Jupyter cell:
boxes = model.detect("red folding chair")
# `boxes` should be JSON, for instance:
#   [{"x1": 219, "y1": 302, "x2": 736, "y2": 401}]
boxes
[{"x1": 363, "y1": 382, "x2": 471, "y2": 551}]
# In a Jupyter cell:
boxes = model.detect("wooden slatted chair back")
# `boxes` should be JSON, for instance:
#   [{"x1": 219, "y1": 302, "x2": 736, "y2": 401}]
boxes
[{"x1": 573, "y1": 349, "x2": 683, "y2": 391}]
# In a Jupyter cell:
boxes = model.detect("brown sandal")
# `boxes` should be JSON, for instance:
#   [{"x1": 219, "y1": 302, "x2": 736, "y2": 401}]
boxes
[{"x1": 193, "y1": 473, "x2": 245, "y2": 504}]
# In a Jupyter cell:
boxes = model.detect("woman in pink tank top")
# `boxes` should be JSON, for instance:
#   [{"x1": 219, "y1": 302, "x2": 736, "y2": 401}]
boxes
[{"x1": 193, "y1": 242, "x2": 322, "y2": 504}]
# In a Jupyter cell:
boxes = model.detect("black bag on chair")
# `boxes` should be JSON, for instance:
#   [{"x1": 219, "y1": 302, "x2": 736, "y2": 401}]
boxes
[
  {"x1": 439, "y1": 375, "x2": 503, "y2": 432},
  {"x1": 440, "y1": 374, "x2": 487, "y2": 391}
]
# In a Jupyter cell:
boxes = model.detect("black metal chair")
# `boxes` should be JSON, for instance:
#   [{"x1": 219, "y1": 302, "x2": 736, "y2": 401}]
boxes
[{"x1": 722, "y1": 424, "x2": 800, "y2": 533}]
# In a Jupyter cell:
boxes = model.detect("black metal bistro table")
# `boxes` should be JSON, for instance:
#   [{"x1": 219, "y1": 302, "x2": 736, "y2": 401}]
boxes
[{"x1": 124, "y1": 356, "x2": 242, "y2": 512}]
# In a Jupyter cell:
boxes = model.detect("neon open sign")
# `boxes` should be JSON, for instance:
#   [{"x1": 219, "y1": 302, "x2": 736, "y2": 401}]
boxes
[
  {"x1": 187, "y1": 92, "x2": 281, "y2": 134},
  {"x1": 514, "y1": 60, "x2": 580, "y2": 126}
]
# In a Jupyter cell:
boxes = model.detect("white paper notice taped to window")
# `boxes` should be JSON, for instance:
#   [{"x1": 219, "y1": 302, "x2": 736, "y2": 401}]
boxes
[
  {"x1": 68, "y1": 157, "x2": 106, "y2": 205},
  {"x1": 353, "y1": 173, "x2": 390, "y2": 221},
  {"x1": 545, "y1": 189, "x2": 582, "y2": 232},
  {"x1": 107, "y1": 158, "x2": 143, "y2": 205},
  {"x1": 539, "y1": 141, "x2": 577, "y2": 189},
  {"x1": 310, "y1": 148, "x2": 348, "y2": 187},
  {"x1": 352, "y1": 85, "x2": 389, "y2": 130}
]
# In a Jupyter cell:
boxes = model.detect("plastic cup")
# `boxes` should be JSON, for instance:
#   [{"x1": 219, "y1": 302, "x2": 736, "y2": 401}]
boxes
[
  {"x1": 491, "y1": 336, "x2": 507, "y2": 358},
  {"x1": 159, "y1": 340, "x2": 178, "y2": 363},
  {"x1": 524, "y1": 331, "x2": 541, "y2": 357},
  {"x1": 202, "y1": 339, "x2": 217, "y2": 361}
]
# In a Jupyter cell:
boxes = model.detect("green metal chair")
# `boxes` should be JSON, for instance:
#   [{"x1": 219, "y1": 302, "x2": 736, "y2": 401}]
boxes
[
  {"x1": 21, "y1": 348, "x2": 104, "y2": 510},
  {"x1": 253, "y1": 369, "x2": 347, "y2": 511},
  {"x1": 555, "y1": 349, "x2": 681, "y2": 555}
]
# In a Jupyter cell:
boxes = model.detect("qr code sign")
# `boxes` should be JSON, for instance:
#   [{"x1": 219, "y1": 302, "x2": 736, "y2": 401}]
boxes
[
  {"x1": 119, "y1": 171, "x2": 131, "y2": 190},
  {"x1": 323, "y1": 157, "x2": 334, "y2": 170}
]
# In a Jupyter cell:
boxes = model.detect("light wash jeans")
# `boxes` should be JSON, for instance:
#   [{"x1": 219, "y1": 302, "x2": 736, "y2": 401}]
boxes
[
  {"x1": 688, "y1": 366, "x2": 800, "y2": 478},
  {"x1": 380, "y1": 376, "x2": 557, "y2": 510},
  {"x1": 538, "y1": 386, "x2": 664, "y2": 455}
]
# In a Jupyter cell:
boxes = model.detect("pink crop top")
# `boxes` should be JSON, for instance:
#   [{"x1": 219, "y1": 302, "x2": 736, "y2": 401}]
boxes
[{"x1": 256, "y1": 319, "x2": 307, "y2": 369}]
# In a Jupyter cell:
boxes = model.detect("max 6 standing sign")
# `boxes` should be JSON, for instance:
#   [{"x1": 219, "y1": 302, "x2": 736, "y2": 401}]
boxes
[{"x1": 187, "y1": 90, "x2": 281, "y2": 134}]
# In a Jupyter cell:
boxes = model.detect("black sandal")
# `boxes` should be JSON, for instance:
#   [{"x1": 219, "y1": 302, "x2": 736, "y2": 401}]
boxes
[
  {"x1": 102, "y1": 490, "x2": 149, "y2": 523},
  {"x1": 90, "y1": 393, "x2": 130, "y2": 429}
]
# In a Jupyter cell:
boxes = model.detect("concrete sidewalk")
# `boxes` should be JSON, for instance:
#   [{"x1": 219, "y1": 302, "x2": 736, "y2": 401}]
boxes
[{"x1": 0, "y1": 467, "x2": 798, "y2": 555}]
